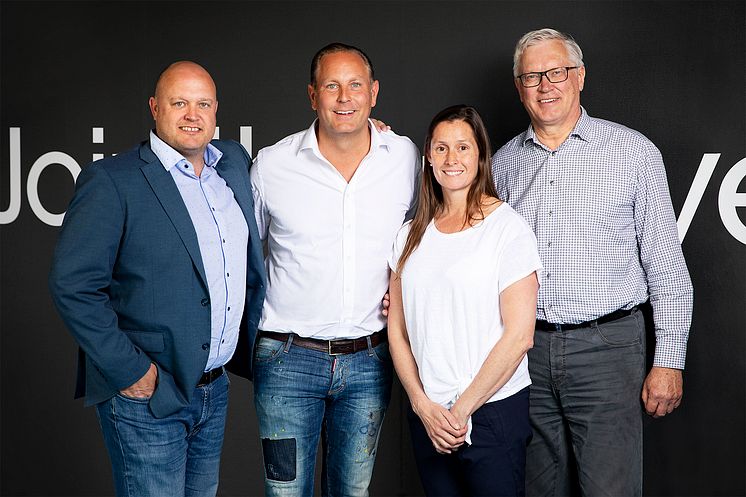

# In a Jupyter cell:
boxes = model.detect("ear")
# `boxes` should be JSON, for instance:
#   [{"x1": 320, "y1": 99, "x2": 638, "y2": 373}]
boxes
[
  {"x1": 148, "y1": 96, "x2": 158, "y2": 120},
  {"x1": 370, "y1": 80, "x2": 380, "y2": 108},
  {"x1": 514, "y1": 77, "x2": 525, "y2": 103},
  {"x1": 214, "y1": 99, "x2": 219, "y2": 114},
  {"x1": 577, "y1": 66, "x2": 586, "y2": 92},
  {"x1": 308, "y1": 84, "x2": 317, "y2": 111}
]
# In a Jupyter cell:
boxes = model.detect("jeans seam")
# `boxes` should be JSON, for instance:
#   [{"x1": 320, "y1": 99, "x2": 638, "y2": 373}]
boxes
[{"x1": 110, "y1": 398, "x2": 134, "y2": 497}]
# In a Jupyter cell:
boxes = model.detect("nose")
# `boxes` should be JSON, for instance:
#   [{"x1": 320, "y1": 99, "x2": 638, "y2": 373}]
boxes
[
  {"x1": 337, "y1": 86, "x2": 350, "y2": 102},
  {"x1": 445, "y1": 149, "x2": 458, "y2": 165},
  {"x1": 184, "y1": 103, "x2": 199, "y2": 121},
  {"x1": 538, "y1": 73, "x2": 553, "y2": 91}
]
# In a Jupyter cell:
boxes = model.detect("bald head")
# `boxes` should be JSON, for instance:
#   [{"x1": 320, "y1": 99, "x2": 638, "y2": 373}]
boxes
[
  {"x1": 154, "y1": 61, "x2": 216, "y2": 100},
  {"x1": 148, "y1": 61, "x2": 218, "y2": 172}
]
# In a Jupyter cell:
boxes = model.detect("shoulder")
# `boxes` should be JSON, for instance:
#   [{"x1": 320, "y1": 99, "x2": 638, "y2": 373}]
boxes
[
  {"x1": 586, "y1": 115, "x2": 659, "y2": 154},
  {"x1": 491, "y1": 131, "x2": 530, "y2": 169},
  {"x1": 211, "y1": 139, "x2": 250, "y2": 160},
  {"x1": 379, "y1": 128, "x2": 419, "y2": 155},
  {"x1": 253, "y1": 128, "x2": 309, "y2": 169},
  {"x1": 489, "y1": 203, "x2": 535, "y2": 236}
]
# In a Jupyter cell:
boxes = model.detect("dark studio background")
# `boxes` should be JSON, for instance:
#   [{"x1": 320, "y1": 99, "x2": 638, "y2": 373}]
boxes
[{"x1": 1, "y1": 1, "x2": 744, "y2": 495}]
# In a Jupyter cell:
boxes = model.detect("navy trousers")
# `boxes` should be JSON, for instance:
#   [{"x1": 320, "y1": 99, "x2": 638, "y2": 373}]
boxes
[{"x1": 408, "y1": 387, "x2": 532, "y2": 497}]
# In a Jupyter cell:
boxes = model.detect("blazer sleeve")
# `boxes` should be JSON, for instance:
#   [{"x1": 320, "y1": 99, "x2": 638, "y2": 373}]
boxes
[{"x1": 49, "y1": 163, "x2": 152, "y2": 391}]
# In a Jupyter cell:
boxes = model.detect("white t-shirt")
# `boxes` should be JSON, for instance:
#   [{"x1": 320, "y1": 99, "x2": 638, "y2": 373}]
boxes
[{"x1": 389, "y1": 203, "x2": 542, "y2": 411}]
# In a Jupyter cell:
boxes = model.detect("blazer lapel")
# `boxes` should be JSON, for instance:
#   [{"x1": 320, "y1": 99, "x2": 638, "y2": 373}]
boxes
[{"x1": 138, "y1": 143, "x2": 209, "y2": 289}]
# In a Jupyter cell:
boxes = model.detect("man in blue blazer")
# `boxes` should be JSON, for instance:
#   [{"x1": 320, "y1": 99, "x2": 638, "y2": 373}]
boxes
[{"x1": 49, "y1": 61, "x2": 265, "y2": 497}]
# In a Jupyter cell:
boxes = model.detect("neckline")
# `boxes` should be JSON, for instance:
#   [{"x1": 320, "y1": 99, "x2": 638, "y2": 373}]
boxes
[{"x1": 430, "y1": 202, "x2": 506, "y2": 237}]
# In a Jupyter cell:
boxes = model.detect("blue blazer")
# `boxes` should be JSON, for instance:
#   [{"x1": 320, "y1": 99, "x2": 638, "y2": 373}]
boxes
[{"x1": 49, "y1": 140, "x2": 266, "y2": 418}]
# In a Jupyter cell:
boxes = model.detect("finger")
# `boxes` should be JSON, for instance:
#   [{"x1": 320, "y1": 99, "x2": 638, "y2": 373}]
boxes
[
  {"x1": 441, "y1": 410, "x2": 462, "y2": 431},
  {"x1": 644, "y1": 398, "x2": 659, "y2": 416}
]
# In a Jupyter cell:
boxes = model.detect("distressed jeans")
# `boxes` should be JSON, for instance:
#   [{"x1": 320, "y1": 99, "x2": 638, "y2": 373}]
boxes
[
  {"x1": 95, "y1": 371, "x2": 229, "y2": 497},
  {"x1": 253, "y1": 334, "x2": 393, "y2": 497},
  {"x1": 526, "y1": 310, "x2": 646, "y2": 497}
]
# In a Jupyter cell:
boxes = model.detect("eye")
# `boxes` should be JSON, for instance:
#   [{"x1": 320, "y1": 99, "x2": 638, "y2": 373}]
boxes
[
  {"x1": 198, "y1": 102, "x2": 211, "y2": 109},
  {"x1": 523, "y1": 73, "x2": 540, "y2": 83},
  {"x1": 350, "y1": 82, "x2": 362, "y2": 89},
  {"x1": 326, "y1": 83, "x2": 339, "y2": 90},
  {"x1": 459, "y1": 144, "x2": 469, "y2": 151},
  {"x1": 434, "y1": 145, "x2": 446, "y2": 153},
  {"x1": 173, "y1": 101, "x2": 186, "y2": 108},
  {"x1": 549, "y1": 68, "x2": 565, "y2": 78}
]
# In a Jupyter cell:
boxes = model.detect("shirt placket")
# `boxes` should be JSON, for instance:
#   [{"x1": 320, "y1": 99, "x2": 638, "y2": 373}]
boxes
[
  {"x1": 540, "y1": 149, "x2": 559, "y2": 322},
  {"x1": 341, "y1": 183, "x2": 357, "y2": 323}
]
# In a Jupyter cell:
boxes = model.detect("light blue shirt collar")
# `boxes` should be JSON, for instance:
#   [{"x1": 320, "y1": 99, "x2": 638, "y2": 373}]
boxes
[{"x1": 149, "y1": 130, "x2": 223, "y2": 172}]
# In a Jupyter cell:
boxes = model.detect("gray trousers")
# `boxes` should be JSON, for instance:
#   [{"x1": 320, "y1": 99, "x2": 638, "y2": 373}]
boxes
[{"x1": 526, "y1": 309, "x2": 646, "y2": 497}]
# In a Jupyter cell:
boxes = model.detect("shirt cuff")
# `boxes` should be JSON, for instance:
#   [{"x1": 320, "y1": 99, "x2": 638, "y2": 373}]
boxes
[{"x1": 653, "y1": 337, "x2": 688, "y2": 370}]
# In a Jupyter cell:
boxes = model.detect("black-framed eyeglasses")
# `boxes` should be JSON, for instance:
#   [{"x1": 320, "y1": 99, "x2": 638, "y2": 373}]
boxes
[{"x1": 516, "y1": 66, "x2": 579, "y2": 88}]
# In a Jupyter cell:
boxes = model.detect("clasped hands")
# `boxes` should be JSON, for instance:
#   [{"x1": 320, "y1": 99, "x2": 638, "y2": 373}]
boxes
[{"x1": 412, "y1": 397, "x2": 468, "y2": 455}]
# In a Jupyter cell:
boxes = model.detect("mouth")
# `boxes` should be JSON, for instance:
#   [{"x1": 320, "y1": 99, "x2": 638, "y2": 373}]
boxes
[
  {"x1": 538, "y1": 98, "x2": 559, "y2": 104},
  {"x1": 179, "y1": 126, "x2": 201, "y2": 132},
  {"x1": 333, "y1": 110, "x2": 355, "y2": 116},
  {"x1": 442, "y1": 169, "x2": 465, "y2": 176}
]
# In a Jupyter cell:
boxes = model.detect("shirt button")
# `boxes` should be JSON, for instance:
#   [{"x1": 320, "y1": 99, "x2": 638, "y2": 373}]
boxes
[
  {"x1": 546, "y1": 272, "x2": 551, "y2": 278},
  {"x1": 548, "y1": 210, "x2": 553, "y2": 216},
  {"x1": 547, "y1": 241, "x2": 552, "y2": 247},
  {"x1": 227, "y1": 306, "x2": 231, "y2": 311},
  {"x1": 202, "y1": 343, "x2": 209, "y2": 350},
  {"x1": 226, "y1": 272, "x2": 230, "y2": 277},
  {"x1": 222, "y1": 239, "x2": 226, "y2": 243},
  {"x1": 549, "y1": 180, "x2": 555, "y2": 185},
  {"x1": 201, "y1": 298, "x2": 210, "y2": 306}
]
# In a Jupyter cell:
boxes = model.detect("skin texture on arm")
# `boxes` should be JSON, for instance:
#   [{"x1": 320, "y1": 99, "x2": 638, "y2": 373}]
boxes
[
  {"x1": 449, "y1": 273, "x2": 538, "y2": 427},
  {"x1": 387, "y1": 271, "x2": 467, "y2": 454}
]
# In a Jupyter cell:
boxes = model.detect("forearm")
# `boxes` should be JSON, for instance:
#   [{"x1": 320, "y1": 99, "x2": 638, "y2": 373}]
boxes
[{"x1": 453, "y1": 330, "x2": 532, "y2": 418}]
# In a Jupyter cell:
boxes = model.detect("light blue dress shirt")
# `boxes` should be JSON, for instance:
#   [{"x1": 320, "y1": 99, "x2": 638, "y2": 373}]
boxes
[{"x1": 150, "y1": 131, "x2": 248, "y2": 371}]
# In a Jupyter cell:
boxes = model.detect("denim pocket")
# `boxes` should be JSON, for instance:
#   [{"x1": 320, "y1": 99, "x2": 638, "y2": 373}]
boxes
[
  {"x1": 370, "y1": 341, "x2": 392, "y2": 364},
  {"x1": 254, "y1": 337, "x2": 286, "y2": 363},
  {"x1": 115, "y1": 392, "x2": 151, "y2": 403}
]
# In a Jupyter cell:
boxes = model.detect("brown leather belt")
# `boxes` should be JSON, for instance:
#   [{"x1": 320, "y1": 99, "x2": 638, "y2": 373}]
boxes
[
  {"x1": 258, "y1": 330, "x2": 386, "y2": 355},
  {"x1": 197, "y1": 367, "x2": 225, "y2": 386},
  {"x1": 535, "y1": 306, "x2": 638, "y2": 331}
]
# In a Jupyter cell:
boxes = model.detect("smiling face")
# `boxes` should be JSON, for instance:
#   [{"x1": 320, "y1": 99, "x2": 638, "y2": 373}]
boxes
[
  {"x1": 308, "y1": 51, "x2": 379, "y2": 141},
  {"x1": 427, "y1": 119, "x2": 480, "y2": 196},
  {"x1": 516, "y1": 39, "x2": 585, "y2": 137},
  {"x1": 148, "y1": 62, "x2": 218, "y2": 166}
]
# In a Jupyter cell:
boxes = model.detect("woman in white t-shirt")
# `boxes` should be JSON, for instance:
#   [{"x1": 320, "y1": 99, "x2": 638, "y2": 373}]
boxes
[{"x1": 388, "y1": 105, "x2": 542, "y2": 496}]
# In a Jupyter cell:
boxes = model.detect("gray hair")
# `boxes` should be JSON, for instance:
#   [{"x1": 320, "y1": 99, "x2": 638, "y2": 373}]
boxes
[{"x1": 513, "y1": 28, "x2": 584, "y2": 77}]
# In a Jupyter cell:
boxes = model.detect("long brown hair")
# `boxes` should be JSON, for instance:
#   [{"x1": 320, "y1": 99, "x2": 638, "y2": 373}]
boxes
[{"x1": 396, "y1": 105, "x2": 498, "y2": 274}]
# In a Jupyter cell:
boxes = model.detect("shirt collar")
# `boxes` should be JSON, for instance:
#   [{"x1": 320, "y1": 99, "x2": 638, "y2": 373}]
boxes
[
  {"x1": 149, "y1": 130, "x2": 223, "y2": 172},
  {"x1": 522, "y1": 106, "x2": 592, "y2": 148},
  {"x1": 297, "y1": 119, "x2": 389, "y2": 157}
]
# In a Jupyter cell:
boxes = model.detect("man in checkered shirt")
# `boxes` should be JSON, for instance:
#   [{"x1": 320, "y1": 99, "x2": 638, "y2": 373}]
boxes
[{"x1": 491, "y1": 28, "x2": 693, "y2": 496}]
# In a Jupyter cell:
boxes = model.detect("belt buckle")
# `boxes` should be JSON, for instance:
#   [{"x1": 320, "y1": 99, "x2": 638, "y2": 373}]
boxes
[{"x1": 328, "y1": 340, "x2": 345, "y2": 356}]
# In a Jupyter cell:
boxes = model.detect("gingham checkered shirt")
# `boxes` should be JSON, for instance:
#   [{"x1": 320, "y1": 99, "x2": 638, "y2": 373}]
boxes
[{"x1": 491, "y1": 108, "x2": 693, "y2": 369}]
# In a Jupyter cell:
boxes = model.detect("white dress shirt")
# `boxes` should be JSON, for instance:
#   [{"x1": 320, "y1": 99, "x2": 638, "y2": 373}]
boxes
[{"x1": 251, "y1": 120, "x2": 421, "y2": 339}]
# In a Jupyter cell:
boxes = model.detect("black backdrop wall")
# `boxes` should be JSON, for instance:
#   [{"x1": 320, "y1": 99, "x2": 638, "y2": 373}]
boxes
[{"x1": 1, "y1": 1, "x2": 744, "y2": 496}]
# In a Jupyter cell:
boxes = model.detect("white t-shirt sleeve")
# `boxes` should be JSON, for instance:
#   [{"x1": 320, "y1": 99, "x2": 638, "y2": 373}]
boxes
[
  {"x1": 388, "y1": 221, "x2": 412, "y2": 273},
  {"x1": 497, "y1": 221, "x2": 543, "y2": 294}
]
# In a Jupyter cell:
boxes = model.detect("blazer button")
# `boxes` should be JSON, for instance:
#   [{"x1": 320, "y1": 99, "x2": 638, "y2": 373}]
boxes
[
  {"x1": 201, "y1": 298, "x2": 210, "y2": 306},
  {"x1": 202, "y1": 343, "x2": 209, "y2": 350}
]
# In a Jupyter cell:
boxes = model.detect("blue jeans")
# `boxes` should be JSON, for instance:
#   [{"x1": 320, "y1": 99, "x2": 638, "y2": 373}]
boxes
[
  {"x1": 95, "y1": 370, "x2": 229, "y2": 497},
  {"x1": 253, "y1": 334, "x2": 393, "y2": 497},
  {"x1": 409, "y1": 387, "x2": 532, "y2": 497},
  {"x1": 526, "y1": 310, "x2": 646, "y2": 497}
]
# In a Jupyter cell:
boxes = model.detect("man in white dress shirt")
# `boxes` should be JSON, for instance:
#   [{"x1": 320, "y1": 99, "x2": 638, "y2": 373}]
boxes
[{"x1": 249, "y1": 43, "x2": 420, "y2": 497}]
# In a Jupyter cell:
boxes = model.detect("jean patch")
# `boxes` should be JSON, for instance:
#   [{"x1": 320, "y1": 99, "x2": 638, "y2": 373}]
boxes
[{"x1": 261, "y1": 438, "x2": 296, "y2": 482}]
